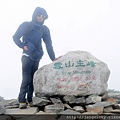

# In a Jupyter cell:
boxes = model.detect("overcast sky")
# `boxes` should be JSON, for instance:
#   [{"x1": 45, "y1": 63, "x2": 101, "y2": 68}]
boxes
[{"x1": 0, "y1": 0, "x2": 120, "y2": 99}]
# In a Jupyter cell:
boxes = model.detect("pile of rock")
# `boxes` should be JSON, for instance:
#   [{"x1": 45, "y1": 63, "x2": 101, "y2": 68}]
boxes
[
  {"x1": 1, "y1": 50, "x2": 119, "y2": 119},
  {"x1": 1, "y1": 92, "x2": 120, "y2": 115},
  {"x1": 28, "y1": 92, "x2": 120, "y2": 114}
]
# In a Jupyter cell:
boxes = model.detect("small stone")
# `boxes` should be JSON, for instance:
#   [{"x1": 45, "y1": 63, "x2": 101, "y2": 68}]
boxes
[
  {"x1": 69, "y1": 97, "x2": 86, "y2": 105},
  {"x1": 73, "y1": 106, "x2": 85, "y2": 113},
  {"x1": 50, "y1": 97, "x2": 62, "y2": 104},
  {"x1": 106, "y1": 97, "x2": 116, "y2": 104},
  {"x1": 93, "y1": 101, "x2": 114, "y2": 107},
  {"x1": 86, "y1": 95, "x2": 101, "y2": 104},
  {"x1": 32, "y1": 97, "x2": 50, "y2": 106},
  {"x1": 9, "y1": 99, "x2": 19, "y2": 106},
  {"x1": 0, "y1": 105, "x2": 6, "y2": 115},
  {"x1": 44, "y1": 104, "x2": 64, "y2": 113},
  {"x1": 103, "y1": 106, "x2": 113, "y2": 113},
  {"x1": 63, "y1": 95, "x2": 76, "y2": 103},
  {"x1": 86, "y1": 106, "x2": 104, "y2": 114},
  {"x1": 113, "y1": 104, "x2": 120, "y2": 109},
  {"x1": 64, "y1": 103, "x2": 72, "y2": 109}
]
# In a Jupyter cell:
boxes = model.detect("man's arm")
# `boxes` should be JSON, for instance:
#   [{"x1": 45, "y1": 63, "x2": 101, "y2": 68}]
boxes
[
  {"x1": 42, "y1": 25, "x2": 56, "y2": 61},
  {"x1": 12, "y1": 22, "x2": 29, "y2": 49}
]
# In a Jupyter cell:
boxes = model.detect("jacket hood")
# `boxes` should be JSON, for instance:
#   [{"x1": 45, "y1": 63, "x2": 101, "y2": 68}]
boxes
[{"x1": 32, "y1": 7, "x2": 48, "y2": 25}]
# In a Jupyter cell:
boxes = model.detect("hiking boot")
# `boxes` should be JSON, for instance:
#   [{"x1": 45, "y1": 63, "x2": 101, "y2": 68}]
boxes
[
  {"x1": 19, "y1": 103, "x2": 27, "y2": 109},
  {"x1": 28, "y1": 102, "x2": 34, "y2": 107}
]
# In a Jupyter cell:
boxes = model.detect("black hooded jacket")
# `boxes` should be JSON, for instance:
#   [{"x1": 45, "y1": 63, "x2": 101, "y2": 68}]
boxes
[{"x1": 13, "y1": 7, "x2": 55, "y2": 61}]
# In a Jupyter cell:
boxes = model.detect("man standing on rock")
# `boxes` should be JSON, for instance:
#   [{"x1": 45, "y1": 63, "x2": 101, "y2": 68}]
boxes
[{"x1": 13, "y1": 7, "x2": 56, "y2": 109}]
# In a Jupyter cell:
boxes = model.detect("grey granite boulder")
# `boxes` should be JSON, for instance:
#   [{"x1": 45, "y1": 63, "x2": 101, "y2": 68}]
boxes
[{"x1": 33, "y1": 50, "x2": 110, "y2": 97}]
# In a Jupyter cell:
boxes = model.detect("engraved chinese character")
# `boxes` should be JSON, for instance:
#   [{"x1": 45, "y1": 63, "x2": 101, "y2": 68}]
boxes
[
  {"x1": 75, "y1": 60, "x2": 85, "y2": 67},
  {"x1": 65, "y1": 61, "x2": 74, "y2": 67},
  {"x1": 54, "y1": 62, "x2": 63, "y2": 69},
  {"x1": 86, "y1": 61, "x2": 96, "y2": 67}
]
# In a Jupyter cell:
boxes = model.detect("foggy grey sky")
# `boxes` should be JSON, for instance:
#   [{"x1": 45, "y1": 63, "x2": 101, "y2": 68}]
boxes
[{"x1": 0, "y1": 0, "x2": 120, "y2": 99}]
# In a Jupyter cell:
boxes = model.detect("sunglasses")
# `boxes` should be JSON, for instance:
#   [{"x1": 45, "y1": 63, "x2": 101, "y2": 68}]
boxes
[{"x1": 37, "y1": 14, "x2": 46, "y2": 19}]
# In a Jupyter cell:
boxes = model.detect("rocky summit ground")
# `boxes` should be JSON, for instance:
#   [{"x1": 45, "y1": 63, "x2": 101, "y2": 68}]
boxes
[{"x1": 0, "y1": 90, "x2": 120, "y2": 120}]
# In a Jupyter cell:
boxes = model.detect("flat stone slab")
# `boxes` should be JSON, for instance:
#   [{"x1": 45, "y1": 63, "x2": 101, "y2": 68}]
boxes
[
  {"x1": 44, "y1": 104, "x2": 64, "y2": 113},
  {"x1": 36, "y1": 111, "x2": 56, "y2": 115},
  {"x1": 58, "y1": 109, "x2": 81, "y2": 115},
  {"x1": 110, "y1": 109, "x2": 120, "y2": 113},
  {"x1": 4, "y1": 107, "x2": 39, "y2": 114}
]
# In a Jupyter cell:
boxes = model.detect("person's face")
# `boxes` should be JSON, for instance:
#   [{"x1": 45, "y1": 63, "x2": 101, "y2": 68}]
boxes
[{"x1": 36, "y1": 14, "x2": 45, "y2": 22}]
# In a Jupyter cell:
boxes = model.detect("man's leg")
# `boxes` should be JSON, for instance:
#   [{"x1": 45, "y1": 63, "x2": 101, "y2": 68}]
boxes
[
  {"x1": 27, "y1": 60, "x2": 40, "y2": 103},
  {"x1": 18, "y1": 56, "x2": 33, "y2": 103}
]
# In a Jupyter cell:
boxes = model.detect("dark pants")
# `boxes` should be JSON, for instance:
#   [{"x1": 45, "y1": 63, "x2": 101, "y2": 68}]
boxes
[{"x1": 18, "y1": 56, "x2": 39, "y2": 103}]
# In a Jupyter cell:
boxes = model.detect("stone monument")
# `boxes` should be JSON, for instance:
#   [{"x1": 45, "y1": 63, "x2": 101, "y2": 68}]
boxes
[{"x1": 33, "y1": 50, "x2": 110, "y2": 97}]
